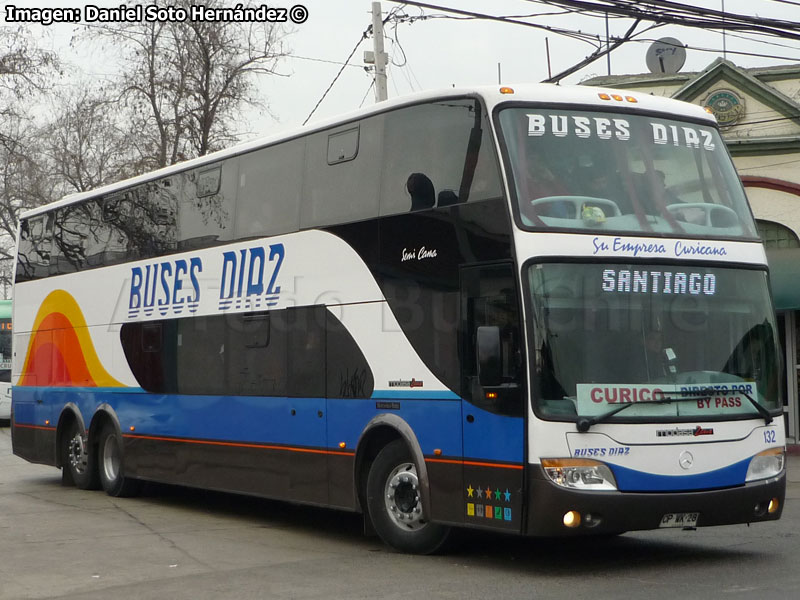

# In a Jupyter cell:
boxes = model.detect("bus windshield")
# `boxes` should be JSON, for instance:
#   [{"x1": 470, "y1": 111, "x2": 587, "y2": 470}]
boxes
[
  {"x1": 527, "y1": 263, "x2": 782, "y2": 421},
  {"x1": 498, "y1": 107, "x2": 758, "y2": 238}
]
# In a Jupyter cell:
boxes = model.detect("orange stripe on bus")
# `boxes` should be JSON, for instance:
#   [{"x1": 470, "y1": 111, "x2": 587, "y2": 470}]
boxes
[
  {"x1": 14, "y1": 423, "x2": 57, "y2": 432},
  {"x1": 123, "y1": 433, "x2": 353, "y2": 456},
  {"x1": 425, "y1": 457, "x2": 524, "y2": 470}
]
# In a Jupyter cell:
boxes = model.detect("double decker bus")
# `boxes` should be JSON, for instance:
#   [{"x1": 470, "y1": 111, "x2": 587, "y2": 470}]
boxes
[
  {"x1": 11, "y1": 84, "x2": 785, "y2": 553},
  {"x1": 0, "y1": 299, "x2": 10, "y2": 421}
]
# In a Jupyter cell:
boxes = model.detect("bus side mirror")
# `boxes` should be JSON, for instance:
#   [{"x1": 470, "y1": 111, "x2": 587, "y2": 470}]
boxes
[{"x1": 476, "y1": 325, "x2": 502, "y2": 387}]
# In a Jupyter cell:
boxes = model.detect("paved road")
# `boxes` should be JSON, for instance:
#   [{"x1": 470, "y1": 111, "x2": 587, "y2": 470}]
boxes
[{"x1": 2, "y1": 424, "x2": 800, "y2": 600}]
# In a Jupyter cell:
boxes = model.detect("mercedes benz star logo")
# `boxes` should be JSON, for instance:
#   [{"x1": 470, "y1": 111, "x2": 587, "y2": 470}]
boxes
[{"x1": 679, "y1": 450, "x2": 694, "y2": 470}]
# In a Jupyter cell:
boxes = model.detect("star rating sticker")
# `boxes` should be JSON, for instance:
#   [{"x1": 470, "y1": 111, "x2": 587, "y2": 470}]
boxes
[
  {"x1": 485, "y1": 487, "x2": 492, "y2": 499},
  {"x1": 467, "y1": 485, "x2": 474, "y2": 498},
  {"x1": 504, "y1": 489, "x2": 511, "y2": 502},
  {"x1": 476, "y1": 486, "x2": 483, "y2": 498},
  {"x1": 495, "y1": 488, "x2": 502, "y2": 501}
]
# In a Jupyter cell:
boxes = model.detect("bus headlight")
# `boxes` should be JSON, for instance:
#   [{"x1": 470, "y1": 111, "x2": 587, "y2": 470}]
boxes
[
  {"x1": 541, "y1": 458, "x2": 617, "y2": 491},
  {"x1": 746, "y1": 448, "x2": 785, "y2": 482}
]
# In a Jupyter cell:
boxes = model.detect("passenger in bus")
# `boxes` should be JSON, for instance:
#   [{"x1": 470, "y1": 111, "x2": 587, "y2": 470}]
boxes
[
  {"x1": 525, "y1": 153, "x2": 567, "y2": 200},
  {"x1": 406, "y1": 172, "x2": 436, "y2": 211},
  {"x1": 522, "y1": 152, "x2": 572, "y2": 219},
  {"x1": 655, "y1": 170, "x2": 680, "y2": 204}
]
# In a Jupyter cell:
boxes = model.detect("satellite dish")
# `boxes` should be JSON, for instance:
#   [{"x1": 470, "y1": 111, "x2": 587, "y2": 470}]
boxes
[{"x1": 646, "y1": 38, "x2": 687, "y2": 74}]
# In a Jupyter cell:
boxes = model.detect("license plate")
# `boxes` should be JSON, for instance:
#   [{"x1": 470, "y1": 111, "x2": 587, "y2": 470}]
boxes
[{"x1": 659, "y1": 512, "x2": 699, "y2": 528}]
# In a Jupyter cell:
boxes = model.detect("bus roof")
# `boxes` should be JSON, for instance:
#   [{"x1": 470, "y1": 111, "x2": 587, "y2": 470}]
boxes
[{"x1": 20, "y1": 83, "x2": 716, "y2": 220}]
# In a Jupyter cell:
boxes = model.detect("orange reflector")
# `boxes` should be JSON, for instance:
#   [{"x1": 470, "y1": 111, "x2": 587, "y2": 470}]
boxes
[
  {"x1": 45, "y1": 420, "x2": 50, "y2": 426},
  {"x1": 486, "y1": 392, "x2": 498, "y2": 399},
  {"x1": 130, "y1": 426, "x2": 135, "y2": 432},
  {"x1": 704, "y1": 106, "x2": 714, "y2": 114},
  {"x1": 499, "y1": 86, "x2": 515, "y2": 94},
  {"x1": 598, "y1": 93, "x2": 611, "y2": 100},
  {"x1": 434, "y1": 448, "x2": 442, "y2": 456},
  {"x1": 626, "y1": 96, "x2": 638, "y2": 103},
  {"x1": 339, "y1": 442, "x2": 347, "y2": 449},
  {"x1": 611, "y1": 94, "x2": 623, "y2": 101},
  {"x1": 769, "y1": 498, "x2": 780, "y2": 513}
]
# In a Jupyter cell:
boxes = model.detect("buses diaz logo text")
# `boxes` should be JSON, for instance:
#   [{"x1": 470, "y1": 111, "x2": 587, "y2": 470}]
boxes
[{"x1": 127, "y1": 243, "x2": 285, "y2": 319}]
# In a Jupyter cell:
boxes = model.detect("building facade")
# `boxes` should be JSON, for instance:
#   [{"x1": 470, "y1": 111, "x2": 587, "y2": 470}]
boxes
[{"x1": 584, "y1": 59, "x2": 800, "y2": 442}]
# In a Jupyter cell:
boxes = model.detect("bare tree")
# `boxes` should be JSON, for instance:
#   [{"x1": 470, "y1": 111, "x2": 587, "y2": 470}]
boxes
[
  {"x1": 0, "y1": 26, "x2": 59, "y2": 276},
  {"x1": 88, "y1": 0, "x2": 290, "y2": 169},
  {"x1": 42, "y1": 85, "x2": 139, "y2": 195}
]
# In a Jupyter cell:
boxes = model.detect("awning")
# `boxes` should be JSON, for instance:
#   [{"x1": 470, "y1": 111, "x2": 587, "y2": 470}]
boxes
[{"x1": 766, "y1": 248, "x2": 800, "y2": 311}]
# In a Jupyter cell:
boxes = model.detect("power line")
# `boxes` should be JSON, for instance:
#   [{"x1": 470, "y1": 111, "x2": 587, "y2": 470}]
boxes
[
  {"x1": 531, "y1": 0, "x2": 800, "y2": 40},
  {"x1": 628, "y1": 36, "x2": 800, "y2": 63},
  {"x1": 385, "y1": 1, "x2": 604, "y2": 46},
  {"x1": 302, "y1": 27, "x2": 371, "y2": 126},
  {"x1": 291, "y1": 54, "x2": 367, "y2": 69}
]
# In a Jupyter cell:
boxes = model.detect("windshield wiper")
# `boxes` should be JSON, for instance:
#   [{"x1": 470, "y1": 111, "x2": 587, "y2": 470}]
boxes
[
  {"x1": 740, "y1": 391, "x2": 774, "y2": 426},
  {"x1": 576, "y1": 392, "x2": 773, "y2": 433}
]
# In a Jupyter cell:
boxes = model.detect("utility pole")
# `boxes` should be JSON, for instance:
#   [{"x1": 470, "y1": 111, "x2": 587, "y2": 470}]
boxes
[{"x1": 371, "y1": 1, "x2": 388, "y2": 102}]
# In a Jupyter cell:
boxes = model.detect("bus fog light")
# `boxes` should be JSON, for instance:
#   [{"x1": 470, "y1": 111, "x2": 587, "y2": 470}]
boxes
[
  {"x1": 542, "y1": 458, "x2": 617, "y2": 491},
  {"x1": 563, "y1": 510, "x2": 581, "y2": 528},
  {"x1": 769, "y1": 498, "x2": 780, "y2": 514},
  {"x1": 583, "y1": 512, "x2": 602, "y2": 528},
  {"x1": 746, "y1": 448, "x2": 785, "y2": 482}
]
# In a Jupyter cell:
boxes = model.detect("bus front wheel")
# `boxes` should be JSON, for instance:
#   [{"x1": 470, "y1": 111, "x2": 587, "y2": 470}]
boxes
[
  {"x1": 366, "y1": 440, "x2": 449, "y2": 554},
  {"x1": 98, "y1": 424, "x2": 140, "y2": 497},
  {"x1": 61, "y1": 419, "x2": 99, "y2": 490}
]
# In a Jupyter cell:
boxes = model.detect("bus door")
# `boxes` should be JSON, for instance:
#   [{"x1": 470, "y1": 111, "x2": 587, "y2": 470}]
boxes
[
  {"x1": 284, "y1": 305, "x2": 328, "y2": 505},
  {"x1": 460, "y1": 262, "x2": 525, "y2": 532}
]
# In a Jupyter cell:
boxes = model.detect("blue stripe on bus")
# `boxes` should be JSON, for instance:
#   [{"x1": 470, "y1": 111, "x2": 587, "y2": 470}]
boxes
[
  {"x1": 609, "y1": 458, "x2": 751, "y2": 492},
  {"x1": 11, "y1": 387, "x2": 524, "y2": 464}
]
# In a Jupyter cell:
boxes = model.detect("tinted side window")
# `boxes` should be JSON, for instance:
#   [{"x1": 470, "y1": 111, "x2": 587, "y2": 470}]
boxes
[
  {"x1": 15, "y1": 214, "x2": 53, "y2": 282},
  {"x1": 381, "y1": 99, "x2": 502, "y2": 216},
  {"x1": 177, "y1": 160, "x2": 237, "y2": 251},
  {"x1": 225, "y1": 311, "x2": 286, "y2": 396},
  {"x1": 101, "y1": 178, "x2": 178, "y2": 263},
  {"x1": 51, "y1": 200, "x2": 106, "y2": 275},
  {"x1": 286, "y1": 306, "x2": 326, "y2": 398},
  {"x1": 236, "y1": 139, "x2": 303, "y2": 239},
  {"x1": 461, "y1": 263, "x2": 522, "y2": 416},
  {"x1": 120, "y1": 306, "x2": 332, "y2": 398},
  {"x1": 301, "y1": 116, "x2": 383, "y2": 228}
]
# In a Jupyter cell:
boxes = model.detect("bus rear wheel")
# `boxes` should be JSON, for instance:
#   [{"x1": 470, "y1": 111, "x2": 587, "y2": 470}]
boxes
[
  {"x1": 98, "y1": 424, "x2": 140, "y2": 497},
  {"x1": 366, "y1": 440, "x2": 449, "y2": 554},
  {"x1": 61, "y1": 419, "x2": 99, "y2": 490}
]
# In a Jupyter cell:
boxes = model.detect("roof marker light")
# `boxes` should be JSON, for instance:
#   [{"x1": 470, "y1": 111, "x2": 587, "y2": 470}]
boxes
[
  {"x1": 626, "y1": 95, "x2": 638, "y2": 103},
  {"x1": 611, "y1": 94, "x2": 623, "y2": 101},
  {"x1": 598, "y1": 93, "x2": 611, "y2": 101}
]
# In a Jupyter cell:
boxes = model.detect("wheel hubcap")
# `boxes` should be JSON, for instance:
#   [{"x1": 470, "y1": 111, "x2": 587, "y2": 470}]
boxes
[
  {"x1": 68, "y1": 433, "x2": 88, "y2": 474},
  {"x1": 102, "y1": 435, "x2": 120, "y2": 483},
  {"x1": 384, "y1": 462, "x2": 426, "y2": 531}
]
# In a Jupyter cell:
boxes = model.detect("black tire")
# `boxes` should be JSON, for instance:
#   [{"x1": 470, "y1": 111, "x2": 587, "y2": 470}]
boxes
[
  {"x1": 97, "y1": 424, "x2": 140, "y2": 497},
  {"x1": 366, "y1": 440, "x2": 450, "y2": 554},
  {"x1": 61, "y1": 419, "x2": 100, "y2": 490}
]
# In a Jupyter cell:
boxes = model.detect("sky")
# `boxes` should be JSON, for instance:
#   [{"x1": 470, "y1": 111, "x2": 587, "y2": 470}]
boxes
[{"x1": 5, "y1": 0, "x2": 800, "y2": 141}]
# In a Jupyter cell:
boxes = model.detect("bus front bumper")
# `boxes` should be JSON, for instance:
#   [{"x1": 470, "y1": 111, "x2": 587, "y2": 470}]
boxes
[{"x1": 525, "y1": 465, "x2": 786, "y2": 537}]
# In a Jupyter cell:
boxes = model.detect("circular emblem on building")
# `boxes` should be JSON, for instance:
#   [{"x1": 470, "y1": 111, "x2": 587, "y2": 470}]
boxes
[
  {"x1": 704, "y1": 89, "x2": 746, "y2": 126},
  {"x1": 679, "y1": 450, "x2": 694, "y2": 470}
]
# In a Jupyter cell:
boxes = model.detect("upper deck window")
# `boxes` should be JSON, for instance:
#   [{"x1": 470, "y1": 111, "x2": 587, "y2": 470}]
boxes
[{"x1": 498, "y1": 107, "x2": 757, "y2": 239}]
